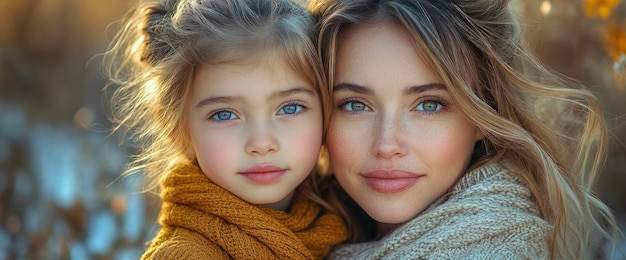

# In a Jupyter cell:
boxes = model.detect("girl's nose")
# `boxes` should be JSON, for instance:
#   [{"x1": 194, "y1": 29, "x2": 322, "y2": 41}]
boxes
[{"x1": 245, "y1": 119, "x2": 279, "y2": 156}]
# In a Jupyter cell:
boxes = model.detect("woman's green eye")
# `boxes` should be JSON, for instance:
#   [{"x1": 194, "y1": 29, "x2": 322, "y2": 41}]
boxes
[
  {"x1": 344, "y1": 101, "x2": 369, "y2": 112},
  {"x1": 416, "y1": 100, "x2": 442, "y2": 112}
]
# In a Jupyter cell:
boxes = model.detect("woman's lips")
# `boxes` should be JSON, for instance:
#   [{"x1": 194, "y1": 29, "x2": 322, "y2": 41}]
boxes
[
  {"x1": 240, "y1": 164, "x2": 286, "y2": 184},
  {"x1": 361, "y1": 170, "x2": 422, "y2": 193}
]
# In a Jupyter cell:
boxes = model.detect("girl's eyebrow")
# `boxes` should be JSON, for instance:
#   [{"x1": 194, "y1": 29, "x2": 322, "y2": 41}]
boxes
[
  {"x1": 270, "y1": 87, "x2": 315, "y2": 100},
  {"x1": 195, "y1": 96, "x2": 241, "y2": 108},
  {"x1": 195, "y1": 86, "x2": 314, "y2": 108},
  {"x1": 333, "y1": 82, "x2": 446, "y2": 95}
]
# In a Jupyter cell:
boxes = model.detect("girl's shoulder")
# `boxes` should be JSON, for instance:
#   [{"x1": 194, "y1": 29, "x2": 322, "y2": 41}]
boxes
[{"x1": 141, "y1": 227, "x2": 228, "y2": 259}]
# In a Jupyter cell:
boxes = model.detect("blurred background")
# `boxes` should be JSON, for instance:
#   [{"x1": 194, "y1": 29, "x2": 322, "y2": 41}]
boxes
[{"x1": 0, "y1": 0, "x2": 625, "y2": 259}]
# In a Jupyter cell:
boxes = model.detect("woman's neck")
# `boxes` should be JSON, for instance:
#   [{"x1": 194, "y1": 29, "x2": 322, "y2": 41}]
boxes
[{"x1": 376, "y1": 222, "x2": 403, "y2": 238}]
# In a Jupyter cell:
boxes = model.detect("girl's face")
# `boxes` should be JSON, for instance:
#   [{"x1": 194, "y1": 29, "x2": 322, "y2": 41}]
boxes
[
  {"x1": 188, "y1": 57, "x2": 323, "y2": 211},
  {"x1": 328, "y1": 19, "x2": 483, "y2": 224}
]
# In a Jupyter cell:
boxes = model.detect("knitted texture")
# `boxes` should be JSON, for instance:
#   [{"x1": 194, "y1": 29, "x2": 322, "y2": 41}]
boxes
[
  {"x1": 328, "y1": 162, "x2": 552, "y2": 259},
  {"x1": 142, "y1": 162, "x2": 347, "y2": 259}
]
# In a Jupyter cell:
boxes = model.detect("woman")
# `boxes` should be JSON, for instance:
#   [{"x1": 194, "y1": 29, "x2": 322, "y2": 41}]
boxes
[{"x1": 311, "y1": 0, "x2": 619, "y2": 258}]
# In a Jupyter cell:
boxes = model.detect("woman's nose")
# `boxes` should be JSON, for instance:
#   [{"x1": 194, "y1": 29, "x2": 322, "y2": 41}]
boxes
[{"x1": 372, "y1": 113, "x2": 408, "y2": 159}]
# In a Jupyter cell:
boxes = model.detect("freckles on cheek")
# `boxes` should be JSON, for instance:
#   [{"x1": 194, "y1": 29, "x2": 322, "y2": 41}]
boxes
[
  {"x1": 326, "y1": 127, "x2": 356, "y2": 168},
  {"x1": 426, "y1": 133, "x2": 474, "y2": 171}
]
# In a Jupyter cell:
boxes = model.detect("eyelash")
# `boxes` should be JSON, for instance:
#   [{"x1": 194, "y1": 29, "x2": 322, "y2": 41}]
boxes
[
  {"x1": 277, "y1": 102, "x2": 308, "y2": 115},
  {"x1": 207, "y1": 101, "x2": 308, "y2": 122},
  {"x1": 336, "y1": 97, "x2": 368, "y2": 114},
  {"x1": 336, "y1": 96, "x2": 448, "y2": 115},
  {"x1": 415, "y1": 97, "x2": 448, "y2": 114},
  {"x1": 208, "y1": 109, "x2": 239, "y2": 122}
]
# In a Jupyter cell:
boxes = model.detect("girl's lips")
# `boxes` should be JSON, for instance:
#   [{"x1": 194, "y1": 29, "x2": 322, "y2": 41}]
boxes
[
  {"x1": 240, "y1": 164, "x2": 286, "y2": 184},
  {"x1": 361, "y1": 170, "x2": 422, "y2": 193}
]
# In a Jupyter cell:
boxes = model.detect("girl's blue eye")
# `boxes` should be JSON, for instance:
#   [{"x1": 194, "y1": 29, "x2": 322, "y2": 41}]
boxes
[
  {"x1": 342, "y1": 101, "x2": 369, "y2": 112},
  {"x1": 416, "y1": 100, "x2": 442, "y2": 112},
  {"x1": 210, "y1": 111, "x2": 238, "y2": 121},
  {"x1": 278, "y1": 104, "x2": 303, "y2": 115}
]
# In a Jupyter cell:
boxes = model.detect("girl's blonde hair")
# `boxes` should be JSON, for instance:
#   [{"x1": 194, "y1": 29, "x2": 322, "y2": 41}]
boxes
[
  {"x1": 103, "y1": 0, "x2": 330, "y2": 200},
  {"x1": 311, "y1": 0, "x2": 618, "y2": 257}
]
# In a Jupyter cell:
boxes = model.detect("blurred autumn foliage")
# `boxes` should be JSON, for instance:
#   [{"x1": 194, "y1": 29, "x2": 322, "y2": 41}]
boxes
[
  {"x1": 0, "y1": 0, "x2": 625, "y2": 259},
  {"x1": 584, "y1": 0, "x2": 622, "y2": 18},
  {"x1": 585, "y1": 0, "x2": 626, "y2": 83}
]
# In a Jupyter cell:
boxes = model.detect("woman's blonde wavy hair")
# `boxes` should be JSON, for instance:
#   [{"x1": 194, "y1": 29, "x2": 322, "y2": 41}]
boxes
[
  {"x1": 102, "y1": 0, "x2": 331, "y2": 204},
  {"x1": 310, "y1": 0, "x2": 619, "y2": 258}
]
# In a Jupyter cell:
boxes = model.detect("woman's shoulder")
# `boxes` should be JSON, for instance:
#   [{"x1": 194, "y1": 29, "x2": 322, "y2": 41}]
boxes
[
  {"x1": 383, "y1": 161, "x2": 551, "y2": 258},
  {"x1": 328, "y1": 162, "x2": 552, "y2": 259},
  {"x1": 450, "y1": 161, "x2": 535, "y2": 205},
  {"x1": 452, "y1": 161, "x2": 517, "y2": 192},
  {"x1": 441, "y1": 161, "x2": 545, "y2": 224}
]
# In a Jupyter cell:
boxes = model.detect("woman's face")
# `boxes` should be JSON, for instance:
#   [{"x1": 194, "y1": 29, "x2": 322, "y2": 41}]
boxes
[{"x1": 328, "y1": 19, "x2": 483, "y2": 224}]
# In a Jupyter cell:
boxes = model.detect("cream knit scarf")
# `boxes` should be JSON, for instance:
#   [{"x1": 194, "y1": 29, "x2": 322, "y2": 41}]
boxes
[
  {"x1": 329, "y1": 163, "x2": 551, "y2": 259},
  {"x1": 142, "y1": 162, "x2": 347, "y2": 259}
]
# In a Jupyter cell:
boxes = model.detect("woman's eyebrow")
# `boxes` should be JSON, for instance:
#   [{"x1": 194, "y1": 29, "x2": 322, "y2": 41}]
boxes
[
  {"x1": 333, "y1": 82, "x2": 373, "y2": 94},
  {"x1": 402, "y1": 83, "x2": 447, "y2": 95},
  {"x1": 333, "y1": 82, "x2": 445, "y2": 95}
]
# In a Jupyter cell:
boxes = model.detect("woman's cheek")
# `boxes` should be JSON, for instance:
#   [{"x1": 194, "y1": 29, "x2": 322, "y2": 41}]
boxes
[{"x1": 327, "y1": 118, "x2": 363, "y2": 170}]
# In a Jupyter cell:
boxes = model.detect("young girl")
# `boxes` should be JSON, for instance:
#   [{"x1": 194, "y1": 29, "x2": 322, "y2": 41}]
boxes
[
  {"x1": 103, "y1": 0, "x2": 347, "y2": 258},
  {"x1": 311, "y1": 0, "x2": 619, "y2": 258}
]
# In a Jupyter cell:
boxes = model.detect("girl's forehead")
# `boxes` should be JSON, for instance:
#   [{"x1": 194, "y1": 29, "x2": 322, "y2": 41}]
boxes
[
  {"x1": 204, "y1": 47, "x2": 293, "y2": 69},
  {"x1": 196, "y1": 54, "x2": 313, "y2": 88}
]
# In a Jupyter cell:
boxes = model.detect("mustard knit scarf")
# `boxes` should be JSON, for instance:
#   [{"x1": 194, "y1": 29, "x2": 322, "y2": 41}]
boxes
[{"x1": 142, "y1": 162, "x2": 347, "y2": 259}]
